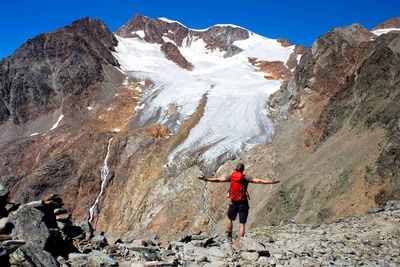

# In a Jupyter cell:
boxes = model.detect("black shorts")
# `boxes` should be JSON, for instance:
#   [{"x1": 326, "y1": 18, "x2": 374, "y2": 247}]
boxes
[{"x1": 227, "y1": 200, "x2": 249, "y2": 224}]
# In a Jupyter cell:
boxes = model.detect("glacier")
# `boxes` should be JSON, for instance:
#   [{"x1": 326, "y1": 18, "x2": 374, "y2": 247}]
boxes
[{"x1": 113, "y1": 23, "x2": 294, "y2": 171}]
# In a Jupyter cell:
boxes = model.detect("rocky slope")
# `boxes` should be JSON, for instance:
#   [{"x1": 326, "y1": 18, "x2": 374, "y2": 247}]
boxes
[
  {"x1": 220, "y1": 21, "x2": 400, "y2": 231},
  {"x1": 0, "y1": 13, "x2": 399, "y2": 245},
  {"x1": 0, "y1": 185, "x2": 399, "y2": 266}
]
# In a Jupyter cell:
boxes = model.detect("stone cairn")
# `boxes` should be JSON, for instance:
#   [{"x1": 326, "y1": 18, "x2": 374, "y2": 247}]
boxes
[{"x1": 0, "y1": 183, "x2": 399, "y2": 266}]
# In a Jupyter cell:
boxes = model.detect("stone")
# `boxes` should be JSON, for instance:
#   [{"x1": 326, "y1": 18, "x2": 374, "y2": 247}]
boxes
[
  {"x1": 8, "y1": 205, "x2": 50, "y2": 249},
  {"x1": 72, "y1": 220, "x2": 94, "y2": 239},
  {"x1": 69, "y1": 253, "x2": 89, "y2": 267},
  {"x1": 56, "y1": 213, "x2": 71, "y2": 221},
  {"x1": 257, "y1": 256, "x2": 269, "y2": 265},
  {"x1": 90, "y1": 234, "x2": 108, "y2": 249},
  {"x1": 202, "y1": 262, "x2": 229, "y2": 267},
  {"x1": 385, "y1": 201, "x2": 400, "y2": 211},
  {"x1": 240, "y1": 251, "x2": 259, "y2": 262},
  {"x1": 104, "y1": 231, "x2": 121, "y2": 245},
  {"x1": 0, "y1": 234, "x2": 12, "y2": 241},
  {"x1": 24, "y1": 200, "x2": 44, "y2": 208},
  {"x1": 366, "y1": 207, "x2": 385, "y2": 214},
  {"x1": 9, "y1": 244, "x2": 58, "y2": 267},
  {"x1": 236, "y1": 237, "x2": 267, "y2": 252},
  {"x1": 88, "y1": 250, "x2": 118, "y2": 266}
]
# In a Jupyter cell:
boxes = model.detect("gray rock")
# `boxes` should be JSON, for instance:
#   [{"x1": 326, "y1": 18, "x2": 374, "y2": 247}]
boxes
[
  {"x1": 9, "y1": 205, "x2": 50, "y2": 249},
  {"x1": 203, "y1": 262, "x2": 229, "y2": 267},
  {"x1": 257, "y1": 256, "x2": 269, "y2": 265},
  {"x1": 88, "y1": 250, "x2": 118, "y2": 266},
  {"x1": 104, "y1": 231, "x2": 121, "y2": 245},
  {"x1": 240, "y1": 251, "x2": 259, "y2": 262},
  {"x1": 9, "y1": 244, "x2": 58, "y2": 267},
  {"x1": 90, "y1": 234, "x2": 108, "y2": 249},
  {"x1": 69, "y1": 253, "x2": 89, "y2": 267},
  {"x1": 236, "y1": 237, "x2": 267, "y2": 252},
  {"x1": 73, "y1": 220, "x2": 94, "y2": 239},
  {"x1": 366, "y1": 207, "x2": 385, "y2": 213},
  {"x1": 385, "y1": 200, "x2": 400, "y2": 211}
]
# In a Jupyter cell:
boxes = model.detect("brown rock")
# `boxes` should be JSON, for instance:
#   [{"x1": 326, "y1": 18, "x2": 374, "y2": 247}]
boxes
[
  {"x1": 249, "y1": 58, "x2": 291, "y2": 80},
  {"x1": 161, "y1": 42, "x2": 194, "y2": 71},
  {"x1": 277, "y1": 37, "x2": 293, "y2": 47},
  {"x1": 372, "y1": 17, "x2": 400, "y2": 31},
  {"x1": 0, "y1": 234, "x2": 12, "y2": 241}
]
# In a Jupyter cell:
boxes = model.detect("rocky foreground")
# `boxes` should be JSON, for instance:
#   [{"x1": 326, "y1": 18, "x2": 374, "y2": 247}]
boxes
[{"x1": 0, "y1": 184, "x2": 399, "y2": 266}]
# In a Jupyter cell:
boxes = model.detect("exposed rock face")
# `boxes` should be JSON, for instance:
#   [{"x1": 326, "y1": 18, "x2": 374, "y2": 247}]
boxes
[
  {"x1": 161, "y1": 42, "x2": 194, "y2": 70},
  {"x1": 234, "y1": 22, "x2": 400, "y2": 228},
  {"x1": 249, "y1": 58, "x2": 291, "y2": 80},
  {"x1": 286, "y1": 44, "x2": 307, "y2": 70},
  {"x1": 372, "y1": 17, "x2": 400, "y2": 30},
  {"x1": 0, "y1": 17, "x2": 118, "y2": 126},
  {"x1": 277, "y1": 37, "x2": 293, "y2": 47},
  {"x1": 115, "y1": 13, "x2": 249, "y2": 60}
]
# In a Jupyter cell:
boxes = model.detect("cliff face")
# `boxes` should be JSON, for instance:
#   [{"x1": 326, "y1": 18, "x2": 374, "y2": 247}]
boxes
[
  {"x1": 0, "y1": 14, "x2": 399, "y2": 241},
  {"x1": 226, "y1": 22, "x2": 400, "y2": 230}
]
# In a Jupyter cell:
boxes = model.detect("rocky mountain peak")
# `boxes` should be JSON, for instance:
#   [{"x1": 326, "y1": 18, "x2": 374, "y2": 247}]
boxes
[
  {"x1": 372, "y1": 17, "x2": 400, "y2": 30},
  {"x1": 311, "y1": 23, "x2": 374, "y2": 57}
]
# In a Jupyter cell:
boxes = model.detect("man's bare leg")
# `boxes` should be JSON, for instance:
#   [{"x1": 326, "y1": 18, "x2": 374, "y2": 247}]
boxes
[
  {"x1": 238, "y1": 223, "x2": 245, "y2": 237},
  {"x1": 227, "y1": 218, "x2": 233, "y2": 232}
]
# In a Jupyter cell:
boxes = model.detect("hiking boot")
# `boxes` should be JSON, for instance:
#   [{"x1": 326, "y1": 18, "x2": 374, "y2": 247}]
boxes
[{"x1": 226, "y1": 232, "x2": 233, "y2": 244}]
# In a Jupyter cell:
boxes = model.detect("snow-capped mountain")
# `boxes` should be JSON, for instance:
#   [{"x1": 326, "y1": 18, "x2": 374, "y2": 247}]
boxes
[{"x1": 113, "y1": 14, "x2": 303, "y2": 171}]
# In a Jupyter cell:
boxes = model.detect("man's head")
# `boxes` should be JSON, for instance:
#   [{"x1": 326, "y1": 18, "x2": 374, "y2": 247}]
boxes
[{"x1": 235, "y1": 163, "x2": 245, "y2": 173}]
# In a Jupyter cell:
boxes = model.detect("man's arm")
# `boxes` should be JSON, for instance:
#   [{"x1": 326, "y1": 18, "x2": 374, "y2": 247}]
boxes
[
  {"x1": 197, "y1": 175, "x2": 229, "y2": 183},
  {"x1": 249, "y1": 178, "x2": 280, "y2": 184}
]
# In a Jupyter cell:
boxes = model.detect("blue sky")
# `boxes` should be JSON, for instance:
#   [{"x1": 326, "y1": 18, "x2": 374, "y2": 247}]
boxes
[{"x1": 0, "y1": 0, "x2": 398, "y2": 60}]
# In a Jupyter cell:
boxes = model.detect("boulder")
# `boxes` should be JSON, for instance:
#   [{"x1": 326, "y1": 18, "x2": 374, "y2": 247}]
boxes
[
  {"x1": 90, "y1": 233, "x2": 108, "y2": 249},
  {"x1": 9, "y1": 244, "x2": 58, "y2": 267},
  {"x1": 69, "y1": 253, "x2": 89, "y2": 267},
  {"x1": 87, "y1": 250, "x2": 118, "y2": 267},
  {"x1": 8, "y1": 205, "x2": 50, "y2": 249}
]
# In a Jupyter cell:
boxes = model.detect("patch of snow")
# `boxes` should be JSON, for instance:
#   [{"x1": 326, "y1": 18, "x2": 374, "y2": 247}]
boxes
[
  {"x1": 139, "y1": 81, "x2": 146, "y2": 86},
  {"x1": 132, "y1": 30, "x2": 145, "y2": 38},
  {"x1": 50, "y1": 114, "x2": 64, "y2": 131},
  {"x1": 107, "y1": 107, "x2": 112, "y2": 111},
  {"x1": 87, "y1": 107, "x2": 93, "y2": 110},
  {"x1": 134, "y1": 104, "x2": 145, "y2": 111},
  {"x1": 371, "y1": 28, "x2": 400, "y2": 36},
  {"x1": 162, "y1": 36, "x2": 176, "y2": 45},
  {"x1": 115, "y1": 93, "x2": 119, "y2": 96},
  {"x1": 113, "y1": 128, "x2": 120, "y2": 132},
  {"x1": 99, "y1": 116, "x2": 102, "y2": 119},
  {"x1": 157, "y1": 17, "x2": 184, "y2": 27},
  {"x1": 30, "y1": 132, "x2": 39, "y2": 136}
]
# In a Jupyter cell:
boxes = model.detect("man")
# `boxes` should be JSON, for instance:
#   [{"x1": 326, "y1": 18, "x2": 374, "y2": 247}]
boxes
[{"x1": 197, "y1": 163, "x2": 280, "y2": 243}]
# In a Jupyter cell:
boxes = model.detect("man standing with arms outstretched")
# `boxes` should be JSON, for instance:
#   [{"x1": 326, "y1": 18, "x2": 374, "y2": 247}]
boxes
[{"x1": 197, "y1": 163, "x2": 280, "y2": 243}]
